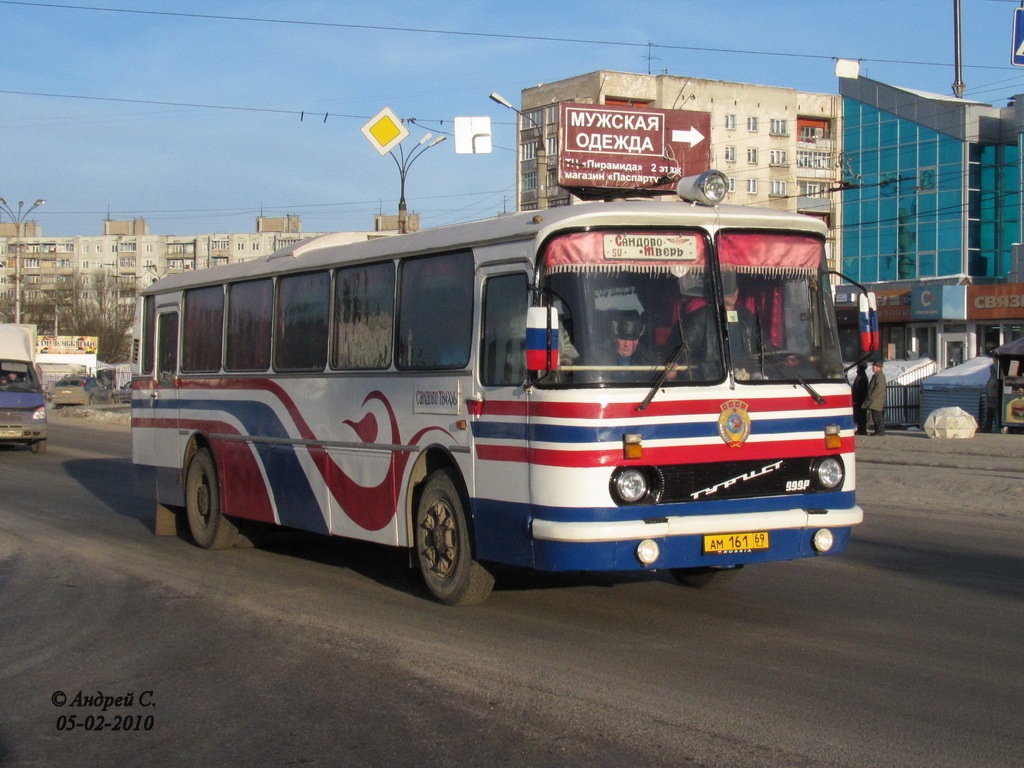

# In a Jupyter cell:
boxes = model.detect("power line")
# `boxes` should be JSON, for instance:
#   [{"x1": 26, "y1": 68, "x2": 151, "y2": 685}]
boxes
[{"x1": 0, "y1": 0, "x2": 1015, "y2": 73}]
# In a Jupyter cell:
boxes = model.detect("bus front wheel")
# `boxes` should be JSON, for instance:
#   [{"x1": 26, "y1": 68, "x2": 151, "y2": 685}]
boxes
[
  {"x1": 415, "y1": 469, "x2": 494, "y2": 606},
  {"x1": 185, "y1": 448, "x2": 237, "y2": 550}
]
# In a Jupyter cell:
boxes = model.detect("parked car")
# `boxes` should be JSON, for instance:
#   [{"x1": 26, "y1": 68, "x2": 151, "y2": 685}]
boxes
[{"x1": 50, "y1": 376, "x2": 117, "y2": 407}]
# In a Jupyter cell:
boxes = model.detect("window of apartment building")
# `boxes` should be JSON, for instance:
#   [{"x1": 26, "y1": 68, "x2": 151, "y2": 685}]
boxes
[
  {"x1": 724, "y1": 113, "x2": 737, "y2": 130},
  {"x1": 769, "y1": 149, "x2": 788, "y2": 166},
  {"x1": 168, "y1": 259, "x2": 183, "y2": 270},
  {"x1": 770, "y1": 180, "x2": 787, "y2": 197},
  {"x1": 82, "y1": 244, "x2": 89, "y2": 253},
  {"x1": 251, "y1": 242, "x2": 260, "y2": 251},
  {"x1": 119, "y1": 241, "x2": 137, "y2": 252},
  {"x1": 746, "y1": 147, "x2": 758, "y2": 164},
  {"x1": 769, "y1": 118, "x2": 788, "y2": 136},
  {"x1": 60, "y1": 242, "x2": 75, "y2": 252},
  {"x1": 800, "y1": 182, "x2": 824, "y2": 197},
  {"x1": 746, "y1": 178, "x2": 758, "y2": 194},
  {"x1": 796, "y1": 149, "x2": 832, "y2": 169},
  {"x1": 728, "y1": 178, "x2": 736, "y2": 193},
  {"x1": 521, "y1": 140, "x2": 537, "y2": 161},
  {"x1": 747, "y1": 116, "x2": 758, "y2": 132},
  {"x1": 146, "y1": 244, "x2": 153, "y2": 253},
  {"x1": 723, "y1": 145, "x2": 736, "y2": 162},
  {"x1": 522, "y1": 171, "x2": 537, "y2": 192},
  {"x1": 236, "y1": 242, "x2": 245, "y2": 251},
  {"x1": 212, "y1": 239, "x2": 229, "y2": 250}
]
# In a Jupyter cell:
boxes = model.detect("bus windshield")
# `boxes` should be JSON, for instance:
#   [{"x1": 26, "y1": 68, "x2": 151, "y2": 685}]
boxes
[{"x1": 540, "y1": 228, "x2": 845, "y2": 387}]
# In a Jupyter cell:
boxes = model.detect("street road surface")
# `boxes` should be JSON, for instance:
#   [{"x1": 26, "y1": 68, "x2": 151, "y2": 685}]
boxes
[{"x1": 1, "y1": 415, "x2": 1022, "y2": 767}]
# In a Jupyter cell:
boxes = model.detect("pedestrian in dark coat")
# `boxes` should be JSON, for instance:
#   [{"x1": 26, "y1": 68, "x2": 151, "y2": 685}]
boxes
[
  {"x1": 864, "y1": 361, "x2": 887, "y2": 436},
  {"x1": 852, "y1": 363, "x2": 869, "y2": 435}
]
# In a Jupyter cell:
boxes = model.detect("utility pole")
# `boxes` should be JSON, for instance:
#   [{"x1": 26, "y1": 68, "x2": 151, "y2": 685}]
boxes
[{"x1": 952, "y1": 0, "x2": 965, "y2": 98}]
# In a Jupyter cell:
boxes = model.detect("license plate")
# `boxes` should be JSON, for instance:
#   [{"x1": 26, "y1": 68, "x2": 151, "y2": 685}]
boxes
[
  {"x1": 0, "y1": 429, "x2": 22, "y2": 438},
  {"x1": 703, "y1": 531, "x2": 769, "y2": 554}
]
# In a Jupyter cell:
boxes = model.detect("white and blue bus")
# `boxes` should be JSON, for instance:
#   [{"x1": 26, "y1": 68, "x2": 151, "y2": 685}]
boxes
[{"x1": 132, "y1": 175, "x2": 868, "y2": 605}]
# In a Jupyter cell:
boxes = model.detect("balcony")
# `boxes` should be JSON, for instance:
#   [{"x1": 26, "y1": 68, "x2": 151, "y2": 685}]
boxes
[{"x1": 797, "y1": 195, "x2": 832, "y2": 213}]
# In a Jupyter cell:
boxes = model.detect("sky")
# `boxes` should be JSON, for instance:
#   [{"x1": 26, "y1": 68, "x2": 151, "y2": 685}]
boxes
[{"x1": 2, "y1": 0, "x2": 1023, "y2": 238}]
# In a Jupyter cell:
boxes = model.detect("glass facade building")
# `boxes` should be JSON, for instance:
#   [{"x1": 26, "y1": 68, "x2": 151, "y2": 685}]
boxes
[{"x1": 839, "y1": 78, "x2": 1020, "y2": 287}]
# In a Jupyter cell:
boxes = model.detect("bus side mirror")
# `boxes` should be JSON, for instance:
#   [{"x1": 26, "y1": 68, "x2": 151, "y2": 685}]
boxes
[
  {"x1": 858, "y1": 292, "x2": 879, "y2": 355},
  {"x1": 526, "y1": 306, "x2": 560, "y2": 372}
]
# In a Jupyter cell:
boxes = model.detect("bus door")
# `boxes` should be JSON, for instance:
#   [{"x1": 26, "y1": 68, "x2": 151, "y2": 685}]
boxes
[
  {"x1": 472, "y1": 269, "x2": 532, "y2": 563},
  {"x1": 147, "y1": 308, "x2": 184, "y2": 504}
]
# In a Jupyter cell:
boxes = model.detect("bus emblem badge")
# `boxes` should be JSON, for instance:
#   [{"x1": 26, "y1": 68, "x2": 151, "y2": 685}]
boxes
[{"x1": 718, "y1": 400, "x2": 751, "y2": 447}]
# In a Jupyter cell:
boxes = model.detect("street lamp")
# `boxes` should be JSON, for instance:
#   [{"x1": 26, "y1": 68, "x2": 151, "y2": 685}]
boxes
[
  {"x1": 390, "y1": 132, "x2": 447, "y2": 234},
  {"x1": 489, "y1": 91, "x2": 548, "y2": 210},
  {"x1": 0, "y1": 197, "x2": 46, "y2": 324}
]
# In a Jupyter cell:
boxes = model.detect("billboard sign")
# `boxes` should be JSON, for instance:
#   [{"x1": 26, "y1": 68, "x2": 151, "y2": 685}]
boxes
[{"x1": 558, "y1": 103, "x2": 711, "y2": 195}]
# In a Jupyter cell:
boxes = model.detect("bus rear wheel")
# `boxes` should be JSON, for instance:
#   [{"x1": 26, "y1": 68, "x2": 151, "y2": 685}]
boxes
[
  {"x1": 415, "y1": 468, "x2": 494, "y2": 606},
  {"x1": 670, "y1": 565, "x2": 743, "y2": 588},
  {"x1": 185, "y1": 448, "x2": 237, "y2": 549}
]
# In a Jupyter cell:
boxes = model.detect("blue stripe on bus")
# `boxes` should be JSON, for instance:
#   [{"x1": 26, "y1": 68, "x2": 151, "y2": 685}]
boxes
[{"x1": 472, "y1": 413, "x2": 854, "y2": 443}]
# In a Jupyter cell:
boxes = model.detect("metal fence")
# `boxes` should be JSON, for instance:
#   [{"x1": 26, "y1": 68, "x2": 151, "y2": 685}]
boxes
[{"x1": 884, "y1": 382, "x2": 922, "y2": 428}]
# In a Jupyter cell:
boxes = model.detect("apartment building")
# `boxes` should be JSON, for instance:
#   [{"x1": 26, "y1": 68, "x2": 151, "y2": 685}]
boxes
[
  {"x1": 513, "y1": 70, "x2": 843, "y2": 267},
  {"x1": 0, "y1": 215, "x2": 401, "y2": 321}
]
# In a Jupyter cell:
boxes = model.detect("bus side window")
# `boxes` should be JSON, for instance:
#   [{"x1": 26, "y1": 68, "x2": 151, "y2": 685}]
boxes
[
  {"x1": 157, "y1": 313, "x2": 179, "y2": 386},
  {"x1": 397, "y1": 251, "x2": 474, "y2": 370},
  {"x1": 481, "y1": 273, "x2": 528, "y2": 386}
]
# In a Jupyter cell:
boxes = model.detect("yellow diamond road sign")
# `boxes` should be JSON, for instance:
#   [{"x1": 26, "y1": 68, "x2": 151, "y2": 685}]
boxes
[{"x1": 361, "y1": 106, "x2": 410, "y2": 155}]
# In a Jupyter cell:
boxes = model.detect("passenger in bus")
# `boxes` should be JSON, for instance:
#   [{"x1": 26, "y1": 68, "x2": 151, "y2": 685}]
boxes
[{"x1": 683, "y1": 271, "x2": 759, "y2": 377}]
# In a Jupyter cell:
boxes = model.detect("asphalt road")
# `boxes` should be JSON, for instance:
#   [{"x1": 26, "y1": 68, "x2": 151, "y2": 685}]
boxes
[{"x1": 1, "y1": 414, "x2": 1022, "y2": 767}]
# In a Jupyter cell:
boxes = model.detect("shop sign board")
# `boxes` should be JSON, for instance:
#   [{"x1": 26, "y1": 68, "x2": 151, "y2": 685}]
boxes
[
  {"x1": 967, "y1": 283, "x2": 1024, "y2": 320},
  {"x1": 873, "y1": 289, "x2": 911, "y2": 323},
  {"x1": 911, "y1": 285, "x2": 966, "y2": 321},
  {"x1": 558, "y1": 103, "x2": 711, "y2": 194}
]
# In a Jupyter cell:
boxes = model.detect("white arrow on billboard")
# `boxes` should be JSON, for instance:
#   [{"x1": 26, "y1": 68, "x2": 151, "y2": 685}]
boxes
[{"x1": 671, "y1": 127, "x2": 705, "y2": 147}]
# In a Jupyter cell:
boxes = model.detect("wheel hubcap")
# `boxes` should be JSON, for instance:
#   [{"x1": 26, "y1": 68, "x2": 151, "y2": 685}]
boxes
[
  {"x1": 195, "y1": 480, "x2": 211, "y2": 526},
  {"x1": 420, "y1": 500, "x2": 457, "y2": 578}
]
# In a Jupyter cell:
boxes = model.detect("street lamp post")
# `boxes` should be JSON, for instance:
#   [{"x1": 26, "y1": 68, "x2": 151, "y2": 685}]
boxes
[
  {"x1": 0, "y1": 197, "x2": 46, "y2": 325},
  {"x1": 390, "y1": 133, "x2": 447, "y2": 234},
  {"x1": 489, "y1": 91, "x2": 548, "y2": 210}
]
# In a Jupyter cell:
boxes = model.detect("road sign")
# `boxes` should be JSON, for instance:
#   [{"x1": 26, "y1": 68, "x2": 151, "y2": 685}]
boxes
[
  {"x1": 454, "y1": 116, "x2": 492, "y2": 154},
  {"x1": 1012, "y1": 7, "x2": 1024, "y2": 67},
  {"x1": 360, "y1": 107, "x2": 410, "y2": 155}
]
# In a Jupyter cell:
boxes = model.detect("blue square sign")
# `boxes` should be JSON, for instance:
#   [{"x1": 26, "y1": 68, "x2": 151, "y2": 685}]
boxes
[{"x1": 1013, "y1": 7, "x2": 1024, "y2": 66}]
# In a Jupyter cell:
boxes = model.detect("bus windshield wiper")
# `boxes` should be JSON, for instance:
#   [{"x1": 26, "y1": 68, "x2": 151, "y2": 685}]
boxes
[
  {"x1": 636, "y1": 317, "x2": 691, "y2": 411},
  {"x1": 757, "y1": 350, "x2": 826, "y2": 405}
]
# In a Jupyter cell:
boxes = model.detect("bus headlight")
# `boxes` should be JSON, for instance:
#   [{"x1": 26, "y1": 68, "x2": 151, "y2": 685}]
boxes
[
  {"x1": 612, "y1": 468, "x2": 649, "y2": 504},
  {"x1": 813, "y1": 457, "x2": 844, "y2": 490}
]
